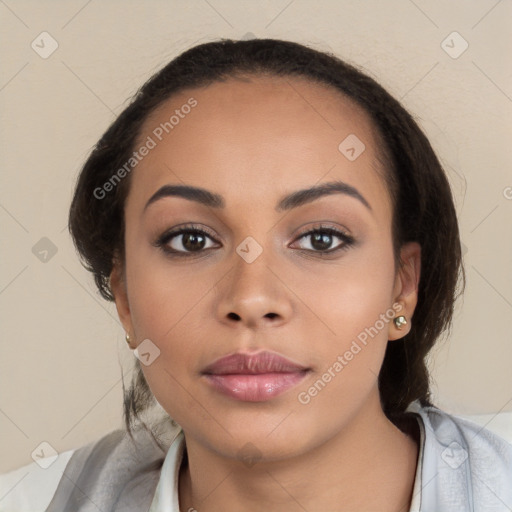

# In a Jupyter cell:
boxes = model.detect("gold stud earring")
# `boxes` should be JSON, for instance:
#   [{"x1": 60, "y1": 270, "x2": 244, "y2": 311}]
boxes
[
  {"x1": 125, "y1": 333, "x2": 132, "y2": 347},
  {"x1": 394, "y1": 316, "x2": 407, "y2": 330}
]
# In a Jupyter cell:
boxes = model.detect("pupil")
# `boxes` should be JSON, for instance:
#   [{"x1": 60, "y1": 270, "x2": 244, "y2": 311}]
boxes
[
  {"x1": 312, "y1": 233, "x2": 332, "y2": 251},
  {"x1": 183, "y1": 233, "x2": 205, "y2": 251}
]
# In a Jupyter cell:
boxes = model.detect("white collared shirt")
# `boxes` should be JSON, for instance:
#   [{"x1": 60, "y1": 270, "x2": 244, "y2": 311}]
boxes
[{"x1": 146, "y1": 427, "x2": 424, "y2": 511}]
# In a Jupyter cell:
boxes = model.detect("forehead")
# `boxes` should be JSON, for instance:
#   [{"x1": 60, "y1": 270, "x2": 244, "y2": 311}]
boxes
[{"x1": 128, "y1": 74, "x2": 390, "y2": 216}]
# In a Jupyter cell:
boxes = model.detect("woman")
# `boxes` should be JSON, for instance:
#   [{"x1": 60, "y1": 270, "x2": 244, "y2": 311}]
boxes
[{"x1": 1, "y1": 38, "x2": 511, "y2": 512}]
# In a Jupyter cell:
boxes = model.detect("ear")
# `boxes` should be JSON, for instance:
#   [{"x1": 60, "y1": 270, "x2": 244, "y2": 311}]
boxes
[
  {"x1": 388, "y1": 242, "x2": 421, "y2": 341},
  {"x1": 109, "y1": 255, "x2": 133, "y2": 338}
]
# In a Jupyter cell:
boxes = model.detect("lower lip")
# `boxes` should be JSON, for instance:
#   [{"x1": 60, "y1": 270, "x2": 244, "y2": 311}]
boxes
[{"x1": 204, "y1": 371, "x2": 309, "y2": 402}]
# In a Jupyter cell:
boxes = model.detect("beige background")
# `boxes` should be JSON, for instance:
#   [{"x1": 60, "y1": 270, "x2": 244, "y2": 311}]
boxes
[{"x1": 1, "y1": 0, "x2": 511, "y2": 472}]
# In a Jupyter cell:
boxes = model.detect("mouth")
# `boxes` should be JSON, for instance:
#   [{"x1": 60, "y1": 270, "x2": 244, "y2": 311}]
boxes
[{"x1": 201, "y1": 351, "x2": 311, "y2": 402}]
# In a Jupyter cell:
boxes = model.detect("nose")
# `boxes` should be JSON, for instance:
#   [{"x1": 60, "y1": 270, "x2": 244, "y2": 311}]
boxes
[{"x1": 215, "y1": 248, "x2": 293, "y2": 330}]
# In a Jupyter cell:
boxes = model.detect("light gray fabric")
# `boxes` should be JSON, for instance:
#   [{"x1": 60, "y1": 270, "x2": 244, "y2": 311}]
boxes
[
  {"x1": 407, "y1": 402, "x2": 512, "y2": 512},
  {"x1": 44, "y1": 427, "x2": 166, "y2": 512}
]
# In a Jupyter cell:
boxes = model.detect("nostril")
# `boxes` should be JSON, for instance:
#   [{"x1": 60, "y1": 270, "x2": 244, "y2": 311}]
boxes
[
  {"x1": 227, "y1": 312, "x2": 241, "y2": 321},
  {"x1": 265, "y1": 313, "x2": 278, "y2": 319}
]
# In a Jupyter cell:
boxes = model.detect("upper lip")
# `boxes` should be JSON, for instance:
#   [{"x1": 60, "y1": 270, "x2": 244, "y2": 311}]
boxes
[{"x1": 202, "y1": 351, "x2": 309, "y2": 375}]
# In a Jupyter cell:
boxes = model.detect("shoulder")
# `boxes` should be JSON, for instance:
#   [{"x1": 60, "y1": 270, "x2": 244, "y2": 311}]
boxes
[
  {"x1": 416, "y1": 403, "x2": 512, "y2": 463},
  {"x1": 0, "y1": 428, "x2": 128, "y2": 512},
  {"x1": 408, "y1": 402, "x2": 512, "y2": 511},
  {"x1": 0, "y1": 425, "x2": 175, "y2": 512},
  {"x1": 0, "y1": 449, "x2": 75, "y2": 512}
]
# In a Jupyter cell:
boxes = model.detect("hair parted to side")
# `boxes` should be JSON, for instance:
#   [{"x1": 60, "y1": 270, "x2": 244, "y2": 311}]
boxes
[{"x1": 68, "y1": 38, "x2": 465, "y2": 446}]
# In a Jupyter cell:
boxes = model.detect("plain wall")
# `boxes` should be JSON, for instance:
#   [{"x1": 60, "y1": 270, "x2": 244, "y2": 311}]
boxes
[{"x1": 1, "y1": 0, "x2": 511, "y2": 472}]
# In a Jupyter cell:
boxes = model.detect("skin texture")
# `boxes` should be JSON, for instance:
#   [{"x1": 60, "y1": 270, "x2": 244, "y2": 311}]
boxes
[{"x1": 110, "y1": 75, "x2": 421, "y2": 511}]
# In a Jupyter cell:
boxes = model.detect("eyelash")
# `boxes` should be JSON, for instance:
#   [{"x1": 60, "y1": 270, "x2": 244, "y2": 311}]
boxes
[{"x1": 153, "y1": 223, "x2": 355, "y2": 258}]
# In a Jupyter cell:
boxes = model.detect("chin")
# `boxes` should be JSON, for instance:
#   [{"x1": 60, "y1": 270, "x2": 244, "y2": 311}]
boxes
[{"x1": 193, "y1": 413, "x2": 321, "y2": 463}]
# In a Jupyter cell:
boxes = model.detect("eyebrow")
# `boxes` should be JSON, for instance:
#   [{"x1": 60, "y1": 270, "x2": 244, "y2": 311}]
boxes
[{"x1": 143, "y1": 180, "x2": 371, "y2": 212}]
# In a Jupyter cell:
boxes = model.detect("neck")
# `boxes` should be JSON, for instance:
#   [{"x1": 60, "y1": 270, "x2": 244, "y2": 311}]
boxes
[{"x1": 178, "y1": 393, "x2": 419, "y2": 512}]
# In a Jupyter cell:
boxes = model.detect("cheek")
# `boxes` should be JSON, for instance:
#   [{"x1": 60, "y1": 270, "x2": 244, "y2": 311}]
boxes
[
  {"x1": 290, "y1": 263, "x2": 396, "y2": 436},
  {"x1": 289, "y1": 236, "x2": 397, "y2": 398},
  {"x1": 292, "y1": 235, "x2": 396, "y2": 343},
  {"x1": 124, "y1": 227, "x2": 216, "y2": 340}
]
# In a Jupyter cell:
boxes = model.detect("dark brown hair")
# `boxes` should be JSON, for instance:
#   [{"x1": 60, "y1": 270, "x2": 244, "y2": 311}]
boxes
[{"x1": 68, "y1": 38, "x2": 465, "y2": 445}]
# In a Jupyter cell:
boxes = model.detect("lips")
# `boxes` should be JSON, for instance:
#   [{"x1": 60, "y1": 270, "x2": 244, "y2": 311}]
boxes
[
  {"x1": 202, "y1": 351, "x2": 309, "y2": 375},
  {"x1": 202, "y1": 351, "x2": 310, "y2": 402}
]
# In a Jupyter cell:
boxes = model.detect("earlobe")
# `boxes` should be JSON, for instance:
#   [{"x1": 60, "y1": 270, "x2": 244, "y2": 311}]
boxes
[
  {"x1": 389, "y1": 242, "x2": 421, "y2": 341},
  {"x1": 109, "y1": 257, "x2": 133, "y2": 336}
]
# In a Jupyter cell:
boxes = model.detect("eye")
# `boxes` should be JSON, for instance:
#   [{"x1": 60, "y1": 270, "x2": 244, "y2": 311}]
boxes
[
  {"x1": 292, "y1": 225, "x2": 355, "y2": 254},
  {"x1": 154, "y1": 224, "x2": 220, "y2": 256}
]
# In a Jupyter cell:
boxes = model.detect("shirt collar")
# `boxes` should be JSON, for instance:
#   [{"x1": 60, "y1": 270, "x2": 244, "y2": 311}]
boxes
[
  {"x1": 408, "y1": 410, "x2": 426, "y2": 511},
  {"x1": 148, "y1": 416, "x2": 426, "y2": 512},
  {"x1": 148, "y1": 429, "x2": 185, "y2": 512}
]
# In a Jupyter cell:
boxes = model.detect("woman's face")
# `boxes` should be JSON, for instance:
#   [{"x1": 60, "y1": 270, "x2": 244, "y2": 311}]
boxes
[{"x1": 111, "y1": 75, "x2": 420, "y2": 461}]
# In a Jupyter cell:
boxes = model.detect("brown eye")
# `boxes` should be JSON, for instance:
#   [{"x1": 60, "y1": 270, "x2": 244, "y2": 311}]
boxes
[
  {"x1": 177, "y1": 231, "x2": 208, "y2": 252},
  {"x1": 293, "y1": 227, "x2": 355, "y2": 254},
  {"x1": 154, "y1": 225, "x2": 220, "y2": 256},
  {"x1": 309, "y1": 232, "x2": 335, "y2": 251}
]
